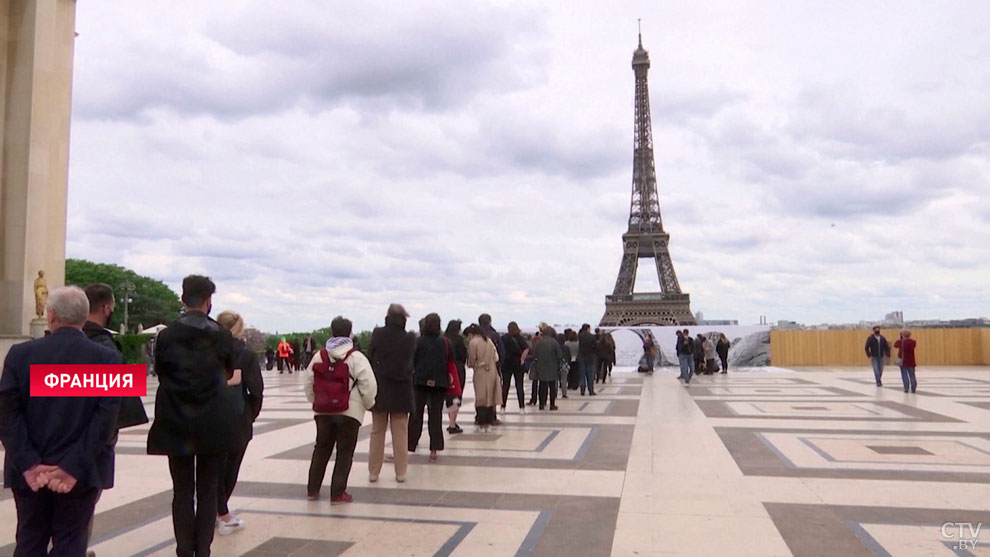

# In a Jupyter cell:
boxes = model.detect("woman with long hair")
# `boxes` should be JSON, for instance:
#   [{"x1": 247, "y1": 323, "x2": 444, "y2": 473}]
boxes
[
  {"x1": 214, "y1": 310, "x2": 265, "y2": 535},
  {"x1": 716, "y1": 333, "x2": 730, "y2": 374},
  {"x1": 466, "y1": 324, "x2": 501, "y2": 432},
  {"x1": 411, "y1": 313, "x2": 449, "y2": 461}
]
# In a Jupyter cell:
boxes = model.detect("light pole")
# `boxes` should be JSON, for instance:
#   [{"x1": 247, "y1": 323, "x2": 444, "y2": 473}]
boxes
[{"x1": 119, "y1": 281, "x2": 136, "y2": 333}]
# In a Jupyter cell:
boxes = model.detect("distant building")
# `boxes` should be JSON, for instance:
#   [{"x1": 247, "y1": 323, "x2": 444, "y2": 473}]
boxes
[
  {"x1": 884, "y1": 311, "x2": 904, "y2": 326},
  {"x1": 775, "y1": 320, "x2": 803, "y2": 330},
  {"x1": 698, "y1": 319, "x2": 739, "y2": 326}
]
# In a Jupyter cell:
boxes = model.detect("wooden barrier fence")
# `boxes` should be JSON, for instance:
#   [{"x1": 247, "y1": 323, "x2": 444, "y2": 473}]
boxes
[{"x1": 770, "y1": 328, "x2": 990, "y2": 366}]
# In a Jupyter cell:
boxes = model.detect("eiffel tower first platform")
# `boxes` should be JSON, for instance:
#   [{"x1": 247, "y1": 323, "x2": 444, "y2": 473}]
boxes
[{"x1": 600, "y1": 33, "x2": 696, "y2": 327}]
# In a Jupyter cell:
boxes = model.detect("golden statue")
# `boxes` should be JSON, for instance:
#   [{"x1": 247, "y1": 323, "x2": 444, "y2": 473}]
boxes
[{"x1": 34, "y1": 270, "x2": 48, "y2": 318}]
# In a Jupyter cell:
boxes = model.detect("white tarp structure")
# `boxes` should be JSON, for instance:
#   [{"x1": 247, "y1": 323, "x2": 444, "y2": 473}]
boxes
[
  {"x1": 602, "y1": 325, "x2": 772, "y2": 368},
  {"x1": 138, "y1": 324, "x2": 167, "y2": 335}
]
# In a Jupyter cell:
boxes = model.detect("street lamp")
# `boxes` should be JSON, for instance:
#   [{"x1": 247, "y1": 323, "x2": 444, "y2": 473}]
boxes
[{"x1": 119, "y1": 281, "x2": 136, "y2": 333}]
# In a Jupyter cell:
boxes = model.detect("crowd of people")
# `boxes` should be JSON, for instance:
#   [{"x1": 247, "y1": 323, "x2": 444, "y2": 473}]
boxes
[{"x1": 0, "y1": 271, "x2": 925, "y2": 557}]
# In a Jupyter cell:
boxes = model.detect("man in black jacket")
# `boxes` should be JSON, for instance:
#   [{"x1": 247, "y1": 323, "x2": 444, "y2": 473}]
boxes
[
  {"x1": 148, "y1": 275, "x2": 238, "y2": 557},
  {"x1": 0, "y1": 286, "x2": 122, "y2": 556},
  {"x1": 864, "y1": 326, "x2": 891, "y2": 387}
]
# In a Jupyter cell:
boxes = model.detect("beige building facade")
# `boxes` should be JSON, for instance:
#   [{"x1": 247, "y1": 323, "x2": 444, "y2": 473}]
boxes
[{"x1": 1, "y1": 0, "x2": 76, "y2": 357}]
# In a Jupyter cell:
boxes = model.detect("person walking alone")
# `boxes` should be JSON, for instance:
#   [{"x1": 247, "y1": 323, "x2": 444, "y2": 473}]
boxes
[
  {"x1": 716, "y1": 333, "x2": 730, "y2": 374},
  {"x1": 864, "y1": 326, "x2": 891, "y2": 387}
]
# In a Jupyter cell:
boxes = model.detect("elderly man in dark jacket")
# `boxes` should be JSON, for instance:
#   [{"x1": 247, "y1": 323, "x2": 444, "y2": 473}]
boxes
[
  {"x1": 148, "y1": 275, "x2": 238, "y2": 557},
  {"x1": 367, "y1": 304, "x2": 416, "y2": 483},
  {"x1": 0, "y1": 286, "x2": 122, "y2": 556}
]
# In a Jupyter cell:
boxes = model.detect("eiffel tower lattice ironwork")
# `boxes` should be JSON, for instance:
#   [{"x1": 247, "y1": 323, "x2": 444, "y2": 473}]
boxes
[{"x1": 600, "y1": 33, "x2": 696, "y2": 327}]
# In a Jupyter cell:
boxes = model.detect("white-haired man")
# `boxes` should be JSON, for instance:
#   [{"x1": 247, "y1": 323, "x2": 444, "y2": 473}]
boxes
[{"x1": 0, "y1": 286, "x2": 123, "y2": 555}]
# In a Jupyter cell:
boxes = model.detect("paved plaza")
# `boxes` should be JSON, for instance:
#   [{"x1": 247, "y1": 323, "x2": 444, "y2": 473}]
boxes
[{"x1": 3, "y1": 365, "x2": 990, "y2": 556}]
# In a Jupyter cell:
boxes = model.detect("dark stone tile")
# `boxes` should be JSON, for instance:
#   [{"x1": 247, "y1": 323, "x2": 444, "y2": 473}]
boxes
[
  {"x1": 449, "y1": 433, "x2": 502, "y2": 441},
  {"x1": 867, "y1": 445, "x2": 934, "y2": 455},
  {"x1": 764, "y1": 503, "x2": 873, "y2": 557}
]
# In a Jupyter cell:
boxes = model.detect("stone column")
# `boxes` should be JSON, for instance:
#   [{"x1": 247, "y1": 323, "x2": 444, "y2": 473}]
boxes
[{"x1": 0, "y1": 0, "x2": 76, "y2": 347}]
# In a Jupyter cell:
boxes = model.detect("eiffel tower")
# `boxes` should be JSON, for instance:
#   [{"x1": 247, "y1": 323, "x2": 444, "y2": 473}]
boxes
[{"x1": 600, "y1": 32, "x2": 696, "y2": 327}]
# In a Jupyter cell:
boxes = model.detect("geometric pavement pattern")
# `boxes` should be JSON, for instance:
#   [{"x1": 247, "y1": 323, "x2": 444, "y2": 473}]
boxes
[{"x1": 2, "y1": 364, "x2": 990, "y2": 555}]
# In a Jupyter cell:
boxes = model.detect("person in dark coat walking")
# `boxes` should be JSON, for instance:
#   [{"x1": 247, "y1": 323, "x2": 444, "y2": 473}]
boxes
[
  {"x1": 215, "y1": 310, "x2": 264, "y2": 536},
  {"x1": 716, "y1": 333, "x2": 730, "y2": 374},
  {"x1": 367, "y1": 304, "x2": 416, "y2": 482},
  {"x1": 147, "y1": 275, "x2": 240, "y2": 557},
  {"x1": 0, "y1": 286, "x2": 123, "y2": 557},
  {"x1": 864, "y1": 326, "x2": 891, "y2": 387}
]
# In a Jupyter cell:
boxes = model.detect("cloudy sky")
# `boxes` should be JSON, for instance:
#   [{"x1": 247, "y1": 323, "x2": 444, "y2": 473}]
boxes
[{"x1": 65, "y1": 1, "x2": 990, "y2": 333}]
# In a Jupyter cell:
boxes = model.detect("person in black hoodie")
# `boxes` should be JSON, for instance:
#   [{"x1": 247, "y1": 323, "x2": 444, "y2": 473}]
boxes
[
  {"x1": 410, "y1": 313, "x2": 448, "y2": 462},
  {"x1": 147, "y1": 275, "x2": 240, "y2": 557},
  {"x1": 215, "y1": 310, "x2": 264, "y2": 536},
  {"x1": 367, "y1": 304, "x2": 416, "y2": 482}
]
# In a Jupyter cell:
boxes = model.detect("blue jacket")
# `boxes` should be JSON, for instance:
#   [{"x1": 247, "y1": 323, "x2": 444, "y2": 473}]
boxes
[{"x1": 0, "y1": 328, "x2": 122, "y2": 491}]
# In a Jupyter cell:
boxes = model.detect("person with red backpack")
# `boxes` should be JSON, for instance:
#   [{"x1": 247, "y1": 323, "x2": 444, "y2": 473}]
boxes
[{"x1": 303, "y1": 316, "x2": 377, "y2": 504}]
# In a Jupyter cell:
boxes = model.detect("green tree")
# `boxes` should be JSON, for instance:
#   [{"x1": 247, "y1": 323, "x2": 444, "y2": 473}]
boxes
[{"x1": 65, "y1": 258, "x2": 182, "y2": 333}]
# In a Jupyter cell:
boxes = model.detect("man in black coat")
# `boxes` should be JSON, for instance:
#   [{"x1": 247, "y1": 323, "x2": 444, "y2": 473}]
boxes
[
  {"x1": 148, "y1": 275, "x2": 238, "y2": 557},
  {"x1": 0, "y1": 286, "x2": 122, "y2": 556},
  {"x1": 864, "y1": 326, "x2": 891, "y2": 387},
  {"x1": 577, "y1": 324, "x2": 597, "y2": 396}
]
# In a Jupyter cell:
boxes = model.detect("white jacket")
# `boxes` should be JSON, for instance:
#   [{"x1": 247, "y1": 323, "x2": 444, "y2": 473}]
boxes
[{"x1": 304, "y1": 340, "x2": 378, "y2": 423}]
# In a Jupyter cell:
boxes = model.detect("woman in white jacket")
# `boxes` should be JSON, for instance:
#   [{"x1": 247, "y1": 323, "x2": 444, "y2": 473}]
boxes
[{"x1": 303, "y1": 316, "x2": 377, "y2": 504}]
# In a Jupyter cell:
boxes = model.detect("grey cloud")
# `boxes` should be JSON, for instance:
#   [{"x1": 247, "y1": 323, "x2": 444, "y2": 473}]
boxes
[{"x1": 74, "y1": 2, "x2": 548, "y2": 120}]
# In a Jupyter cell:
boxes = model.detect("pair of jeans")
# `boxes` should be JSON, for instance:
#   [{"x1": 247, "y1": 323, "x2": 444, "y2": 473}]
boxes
[
  {"x1": 899, "y1": 366, "x2": 917, "y2": 392},
  {"x1": 871, "y1": 357, "x2": 885, "y2": 385},
  {"x1": 12, "y1": 485, "x2": 100, "y2": 557},
  {"x1": 369, "y1": 412, "x2": 409, "y2": 478},
  {"x1": 645, "y1": 353, "x2": 655, "y2": 371},
  {"x1": 538, "y1": 380, "x2": 557, "y2": 408},
  {"x1": 578, "y1": 357, "x2": 596, "y2": 394},
  {"x1": 559, "y1": 363, "x2": 569, "y2": 397},
  {"x1": 410, "y1": 387, "x2": 445, "y2": 451},
  {"x1": 168, "y1": 454, "x2": 222, "y2": 557},
  {"x1": 678, "y1": 354, "x2": 691, "y2": 378},
  {"x1": 307, "y1": 414, "x2": 360, "y2": 497},
  {"x1": 501, "y1": 365, "x2": 525, "y2": 409}
]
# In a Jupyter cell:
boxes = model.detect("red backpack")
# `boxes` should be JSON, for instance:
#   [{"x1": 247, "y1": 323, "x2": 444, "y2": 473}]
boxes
[{"x1": 312, "y1": 347, "x2": 357, "y2": 413}]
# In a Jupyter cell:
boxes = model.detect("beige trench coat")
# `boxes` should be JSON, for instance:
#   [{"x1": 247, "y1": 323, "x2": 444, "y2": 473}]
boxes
[{"x1": 467, "y1": 336, "x2": 501, "y2": 408}]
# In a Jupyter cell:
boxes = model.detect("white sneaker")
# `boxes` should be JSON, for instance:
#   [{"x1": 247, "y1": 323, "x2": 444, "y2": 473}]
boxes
[
  {"x1": 369, "y1": 473, "x2": 378, "y2": 483},
  {"x1": 218, "y1": 517, "x2": 245, "y2": 536},
  {"x1": 519, "y1": 407, "x2": 527, "y2": 414}
]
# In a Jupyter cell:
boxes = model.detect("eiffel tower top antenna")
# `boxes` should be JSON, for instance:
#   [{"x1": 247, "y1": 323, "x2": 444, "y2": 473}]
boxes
[{"x1": 638, "y1": 19, "x2": 642, "y2": 47}]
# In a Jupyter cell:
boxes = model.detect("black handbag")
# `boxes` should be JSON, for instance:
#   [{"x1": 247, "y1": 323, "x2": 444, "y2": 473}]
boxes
[{"x1": 116, "y1": 396, "x2": 149, "y2": 429}]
